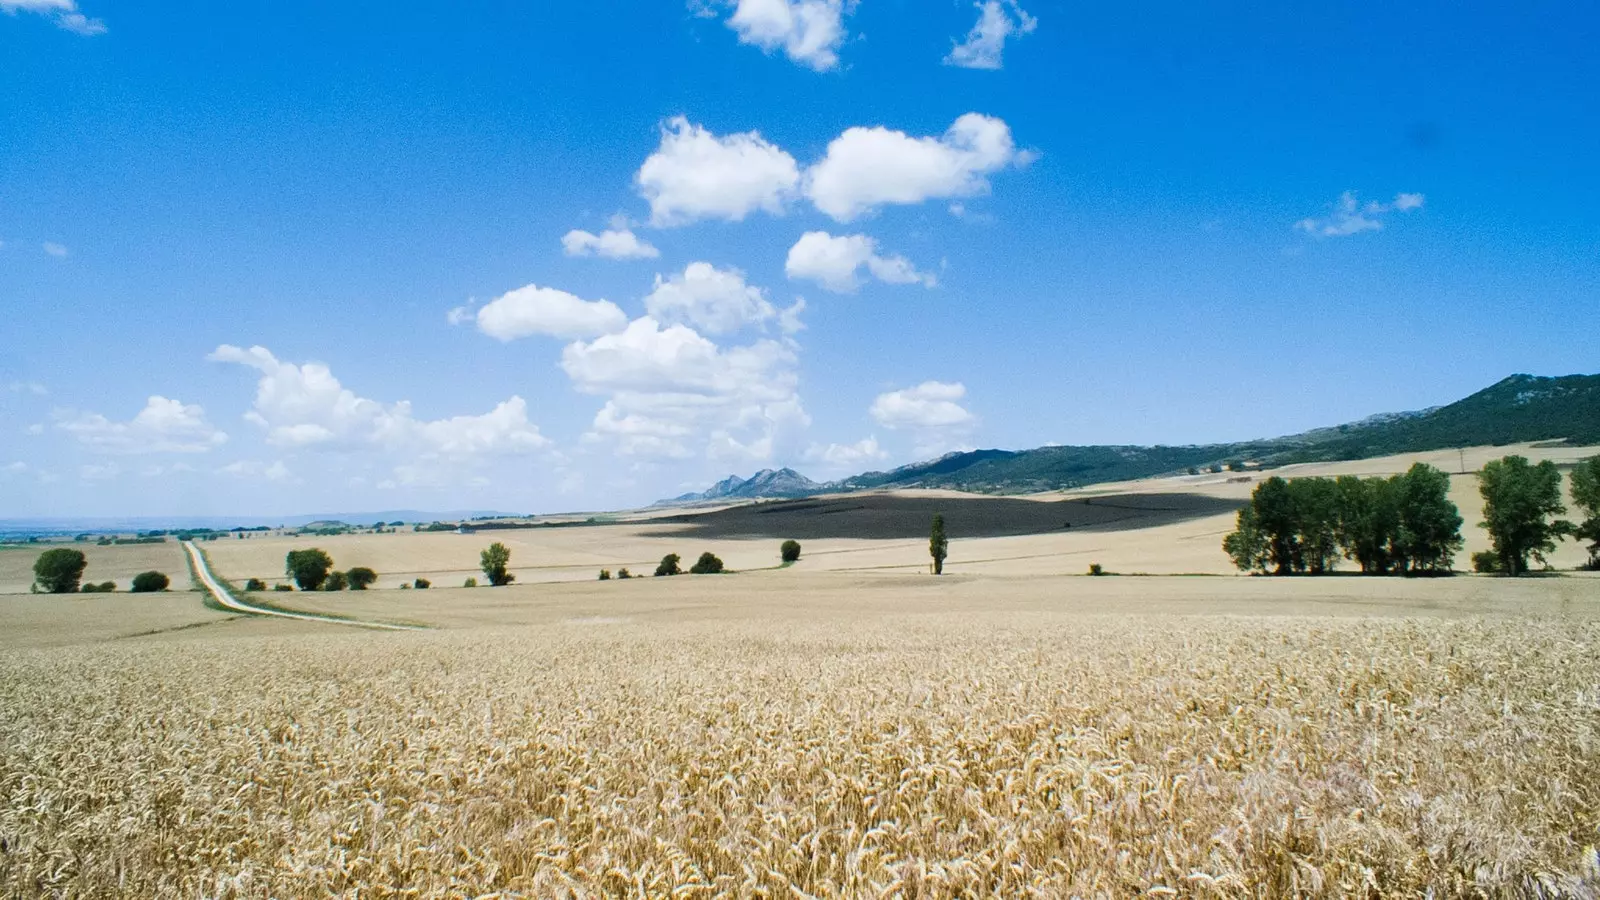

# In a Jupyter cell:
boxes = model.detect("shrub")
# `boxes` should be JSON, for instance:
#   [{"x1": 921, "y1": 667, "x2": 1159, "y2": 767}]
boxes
[
  {"x1": 79, "y1": 581, "x2": 116, "y2": 593},
  {"x1": 33, "y1": 548, "x2": 87, "y2": 594},
  {"x1": 464, "y1": 577, "x2": 478, "y2": 588},
  {"x1": 598, "y1": 569, "x2": 612, "y2": 581},
  {"x1": 414, "y1": 578, "x2": 431, "y2": 589},
  {"x1": 654, "y1": 554, "x2": 682, "y2": 577},
  {"x1": 780, "y1": 540, "x2": 802, "y2": 563},
  {"x1": 273, "y1": 583, "x2": 293, "y2": 592},
  {"x1": 245, "y1": 578, "x2": 266, "y2": 591},
  {"x1": 1088, "y1": 563, "x2": 1105, "y2": 576},
  {"x1": 1472, "y1": 551, "x2": 1502, "y2": 574},
  {"x1": 399, "y1": 583, "x2": 411, "y2": 590},
  {"x1": 323, "y1": 571, "x2": 348, "y2": 591},
  {"x1": 617, "y1": 568, "x2": 632, "y2": 580},
  {"x1": 346, "y1": 567, "x2": 378, "y2": 591},
  {"x1": 689, "y1": 552, "x2": 724, "y2": 575},
  {"x1": 130, "y1": 571, "x2": 170, "y2": 593}
]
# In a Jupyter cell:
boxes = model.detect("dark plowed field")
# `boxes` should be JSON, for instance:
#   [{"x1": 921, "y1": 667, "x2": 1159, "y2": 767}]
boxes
[{"x1": 658, "y1": 492, "x2": 1243, "y2": 541}]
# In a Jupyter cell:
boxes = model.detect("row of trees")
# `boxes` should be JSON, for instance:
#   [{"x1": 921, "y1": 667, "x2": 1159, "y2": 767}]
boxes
[
  {"x1": 1222, "y1": 455, "x2": 1600, "y2": 576},
  {"x1": 281, "y1": 549, "x2": 377, "y2": 592},
  {"x1": 1223, "y1": 464, "x2": 1463, "y2": 576},
  {"x1": 31, "y1": 549, "x2": 169, "y2": 594}
]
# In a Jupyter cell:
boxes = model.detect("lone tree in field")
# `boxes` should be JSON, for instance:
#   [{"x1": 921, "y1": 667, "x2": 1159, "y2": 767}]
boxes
[
  {"x1": 130, "y1": 571, "x2": 170, "y2": 593},
  {"x1": 285, "y1": 549, "x2": 335, "y2": 591},
  {"x1": 929, "y1": 514, "x2": 948, "y2": 575},
  {"x1": 480, "y1": 542, "x2": 514, "y2": 586},
  {"x1": 654, "y1": 554, "x2": 682, "y2": 577},
  {"x1": 1478, "y1": 455, "x2": 1571, "y2": 576},
  {"x1": 1572, "y1": 455, "x2": 1600, "y2": 569},
  {"x1": 33, "y1": 548, "x2": 88, "y2": 594},
  {"x1": 346, "y1": 567, "x2": 378, "y2": 591},
  {"x1": 780, "y1": 539, "x2": 802, "y2": 563},
  {"x1": 690, "y1": 552, "x2": 724, "y2": 574}
]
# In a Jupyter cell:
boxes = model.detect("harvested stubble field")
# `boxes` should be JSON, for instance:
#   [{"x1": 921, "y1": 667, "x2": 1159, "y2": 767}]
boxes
[{"x1": 3, "y1": 576, "x2": 1600, "y2": 897}]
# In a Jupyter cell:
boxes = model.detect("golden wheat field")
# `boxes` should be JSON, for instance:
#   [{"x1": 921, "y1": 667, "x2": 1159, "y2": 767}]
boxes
[{"x1": 3, "y1": 572, "x2": 1600, "y2": 898}]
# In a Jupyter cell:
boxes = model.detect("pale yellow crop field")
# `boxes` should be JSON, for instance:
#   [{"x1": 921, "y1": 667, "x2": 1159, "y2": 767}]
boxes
[
  {"x1": 0, "y1": 540, "x2": 192, "y2": 594},
  {"x1": 3, "y1": 575, "x2": 1600, "y2": 897}
]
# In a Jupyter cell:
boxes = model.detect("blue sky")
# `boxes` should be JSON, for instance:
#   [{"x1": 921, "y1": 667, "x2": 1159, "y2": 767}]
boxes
[{"x1": 1, "y1": 0, "x2": 1596, "y2": 518}]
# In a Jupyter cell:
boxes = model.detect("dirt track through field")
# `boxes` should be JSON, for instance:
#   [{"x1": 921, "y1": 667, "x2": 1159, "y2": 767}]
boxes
[{"x1": 182, "y1": 541, "x2": 424, "y2": 632}]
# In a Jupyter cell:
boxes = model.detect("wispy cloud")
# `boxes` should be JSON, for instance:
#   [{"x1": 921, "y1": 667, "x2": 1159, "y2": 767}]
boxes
[
  {"x1": 1295, "y1": 191, "x2": 1426, "y2": 238},
  {"x1": 0, "y1": 1, "x2": 104, "y2": 36},
  {"x1": 41, "y1": 242, "x2": 68, "y2": 257},
  {"x1": 945, "y1": 0, "x2": 1036, "y2": 70}
]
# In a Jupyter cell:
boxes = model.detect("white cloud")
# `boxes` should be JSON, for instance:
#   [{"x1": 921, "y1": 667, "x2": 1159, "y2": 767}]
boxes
[
  {"x1": 55, "y1": 396, "x2": 229, "y2": 454},
  {"x1": 871, "y1": 381, "x2": 975, "y2": 430},
  {"x1": 644, "y1": 262, "x2": 777, "y2": 334},
  {"x1": 473, "y1": 284, "x2": 628, "y2": 341},
  {"x1": 636, "y1": 117, "x2": 800, "y2": 226},
  {"x1": 6, "y1": 381, "x2": 48, "y2": 395},
  {"x1": 1295, "y1": 191, "x2": 1425, "y2": 237},
  {"x1": 785, "y1": 231, "x2": 936, "y2": 293},
  {"x1": 945, "y1": 0, "x2": 1036, "y2": 70},
  {"x1": 79, "y1": 462, "x2": 120, "y2": 481},
  {"x1": 41, "y1": 242, "x2": 68, "y2": 257},
  {"x1": 804, "y1": 435, "x2": 887, "y2": 469},
  {"x1": 220, "y1": 460, "x2": 294, "y2": 483},
  {"x1": 446, "y1": 304, "x2": 475, "y2": 326},
  {"x1": 778, "y1": 297, "x2": 807, "y2": 335},
  {"x1": 562, "y1": 317, "x2": 808, "y2": 461},
  {"x1": 719, "y1": 0, "x2": 853, "y2": 71},
  {"x1": 561, "y1": 228, "x2": 661, "y2": 260},
  {"x1": 2, "y1": 461, "x2": 27, "y2": 475},
  {"x1": 209, "y1": 345, "x2": 550, "y2": 464},
  {"x1": 1, "y1": 0, "x2": 104, "y2": 35},
  {"x1": 804, "y1": 113, "x2": 1029, "y2": 221},
  {"x1": 24, "y1": 423, "x2": 44, "y2": 435}
]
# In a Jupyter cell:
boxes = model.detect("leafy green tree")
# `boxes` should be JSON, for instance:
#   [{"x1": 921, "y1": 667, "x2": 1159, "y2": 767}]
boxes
[
  {"x1": 480, "y1": 542, "x2": 514, "y2": 586},
  {"x1": 617, "y1": 568, "x2": 632, "y2": 579},
  {"x1": 598, "y1": 569, "x2": 612, "y2": 581},
  {"x1": 929, "y1": 514, "x2": 948, "y2": 575},
  {"x1": 1222, "y1": 506, "x2": 1269, "y2": 574},
  {"x1": 346, "y1": 567, "x2": 378, "y2": 590},
  {"x1": 245, "y1": 578, "x2": 267, "y2": 591},
  {"x1": 285, "y1": 549, "x2": 334, "y2": 591},
  {"x1": 413, "y1": 578, "x2": 431, "y2": 589},
  {"x1": 1393, "y1": 463, "x2": 1464, "y2": 573},
  {"x1": 130, "y1": 571, "x2": 170, "y2": 593},
  {"x1": 1334, "y1": 475, "x2": 1399, "y2": 574},
  {"x1": 780, "y1": 540, "x2": 802, "y2": 563},
  {"x1": 689, "y1": 552, "x2": 724, "y2": 574},
  {"x1": 654, "y1": 554, "x2": 682, "y2": 577},
  {"x1": 1572, "y1": 455, "x2": 1600, "y2": 568},
  {"x1": 1251, "y1": 477, "x2": 1300, "y2": 575},
  {"x1": 1289, "y1": 478, "x2": 1341, "y2": 574},
  {"x1": 323, "y1": 570, "x2": 348, "y2": 591},
  {"x1": 464, "y1": 577, "x2": 478, "y2": 588},
  {"x1": 1478, "y1": 455, "x2": 1571, "y2": 575},
  {"x1": 33, "y1": 548, "x2": 87, "y2": 594}
]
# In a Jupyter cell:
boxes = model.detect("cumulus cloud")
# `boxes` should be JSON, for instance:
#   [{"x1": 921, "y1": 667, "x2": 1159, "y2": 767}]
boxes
[
  {"x1": 644, "y1": 262, "x2": 777, "y2": 334},
  {"x1": 718, "y1": 0, "x2": 853, "y2": 71},
  {"x1": 561, "y1": 228, "x2": 660, "y2": 260},
  {"x1": 870, "y1": 381, "x2": 975, "y2": 439},
  {"x1": 1295, "y1": 191, "x2": 1426, "y2": 237},
  {"x1": 41, "y1": 242, "x2": 68, "y2": 257},
  {"x1": 945, "y1": 0, "x2": 1036, "y2": 70},
  {"x1": 472, "y1": 284, "x2": 629, "y2": 341},
  {"x1": 562, "y1": 317, "x2": 808, "y2": 462},
  {"x1": 804, "y1": 435, "x2": 888, "y2": 469},
  {"x1": 636, "y1": 117, "x2": 800, "y2": 226},
  {"x1": 785, "y1": 231, "x2": 936, "y2": 293},
  {"x1": 1, "y1": 0, "x2": 104, "y2": 35},
  {"x1": 208, "y1": 345, "x2": 550, "y2": 464},
  {"x1": 805, "y1": 113, "x2": 1030, "y2": 221},
  {"x1": 55, "y1": 396, "x2": 228, "y2": 454}
]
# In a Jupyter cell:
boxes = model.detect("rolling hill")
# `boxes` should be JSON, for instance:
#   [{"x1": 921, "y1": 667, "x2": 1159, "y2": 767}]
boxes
[{"x1": 657, "y1": 373, "x2": 1600, "y2": 503}]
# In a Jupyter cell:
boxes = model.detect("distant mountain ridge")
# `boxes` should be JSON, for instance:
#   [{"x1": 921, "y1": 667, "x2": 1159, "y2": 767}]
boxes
[{"x1": 656, "y1": 373, "x2": 1600, "y2": 503}]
